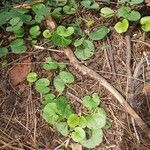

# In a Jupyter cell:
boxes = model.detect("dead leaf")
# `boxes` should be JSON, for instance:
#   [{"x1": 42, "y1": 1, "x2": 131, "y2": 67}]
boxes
[
  {"x1": 143, "y1": 83, "x2": 150, "y2": 95},
  {"x1": 46, "y1": 16, "x2": 57, "y2": 31},
  {"x1": 9, "y1": 56, "x2": 31, "y2": 86},
  {"x1": 145, "y1": 0, "x2": 150, "y2": 5},
  {"x1": 71, "y1": 143, "x2": 82, "y2": 150}
]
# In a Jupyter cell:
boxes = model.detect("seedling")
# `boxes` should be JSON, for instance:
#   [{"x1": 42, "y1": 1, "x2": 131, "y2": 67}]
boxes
[
  {"x1": 114, "y1": 19, "x2": 129, "y2": 33},
  {"x1": 140, "y1": 16, "x2": 150, "y2": 32},
  {"x1": 41, "y1": 92, "x2": 107, "y2": 148}
]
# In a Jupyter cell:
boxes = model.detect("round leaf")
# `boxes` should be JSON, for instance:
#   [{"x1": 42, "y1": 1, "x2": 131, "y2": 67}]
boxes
[
  {"x1": 56, "y1": 26, "x2": 74, "y2": 37},
  {"x1": 0, "y1": 47, "x2": 8, "y2": 57},
  {"x1": 79, "y1": 116, "x2": 87, "y2": 128},
  {"x1": 43, "y1": 29, "x2": 52, "y2": 39},
  {"x1": 89, "y1": 26, "x2": 109, "y2": 40},
  {"x1": 55, "y1": 122, "x2": 69, "y2": 136},
  {"x1": 140, "y1": 16, "x2": 150, "y2": 32},
  {"x1": 35, "y1": 78, "x2": 50, "y2": 87},
  {"x1": 86, "y1": 108, "x2": 107, "y2": 129},
  {"x1": 71, "y1": 127, "x2": 85, "y2": 142},
  {"x1": 27, "y1": 72, "x2": 38, "y2": 83},
  {"x1": 80, "y1": 129, "x2": 103, "y2": 148},
  {"x1": 53, "y1": 76, "x2": 65, "y2": 93},
  {"x1": 42, "y1": 103, "x2": 59, "y2": 124},
  {"x1": 59, "y1": 71, "x2": 75, "y2": 84},
  {"x1": 100, "y1": 7, "x2": 114, "y2": 18}
]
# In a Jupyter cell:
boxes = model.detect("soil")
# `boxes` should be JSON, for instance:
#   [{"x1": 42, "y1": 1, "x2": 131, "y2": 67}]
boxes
[{"x1": 0, "y1": 2, "x2": 150, "y2": 150}]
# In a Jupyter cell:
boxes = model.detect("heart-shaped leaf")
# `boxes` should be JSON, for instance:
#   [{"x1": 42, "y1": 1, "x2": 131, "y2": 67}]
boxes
[
  {"x1": 114, "y1": 19, "x2": 129, "y2": 33},
  {"x1": 118, "y1": 6, "x2": 141, "y2": 21},
  {"x1": 81, "y1": 0, "x2": 99, "y2": 9},
  {"x1": 56, "y1": 26, "x2": 74, "y2": 37}
]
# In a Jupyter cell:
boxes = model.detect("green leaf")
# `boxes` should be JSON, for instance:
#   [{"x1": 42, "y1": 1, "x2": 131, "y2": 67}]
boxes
[
  {"x1": 114, "y1": 19, "x2": 129, "y2": 33},
  {"x1": 51, "y1": 32, "x2": 72, "y2": 46},
  {"x1": 56, "y1": 26, "x2": 74, "y2": 37},
  {"x1": 27, "y1": 72, "x2": 38, "y2": 83},
  {"x1": 86, "y1": 108, "x2": 107, "y2": 129},
  {"x1": 100, "y1": 7, "x2": 114, "y2": 18},
  {"x1": 56, "y1": 0, "x2": 68, "y2": 6},
  {"x1": 120, "y1": 0, "x2": 143, "y2": 5},
  {"x1": 43, "y1": 93, "x2": 56, "y2": 106},
  {"x1": 32, "y1": 3, "x2": 50, "y2": 16},
  {"x1": 71, "y1": 127, "x2": 85, "y2": 142},
  {"x1": 59, "y1": 71, "x2": 75, "y2": 84},
  {"x1": 80, "y1": 129, "x2": 103, "y2": 148},
  {"x1": 53, "y1": 76, "x2": 65, "y2": 93},
  {"x1": 0, "y1": 47, "x2": 8, "y2": 57},
  {"x1": 79, "y1": 116, "x2": 87, "y2": 128},
  {"x1": 35, "y1": 78, "x2": 50, "y2": 94},
  {"x1": 63, "y1": 5, "x2": 76, "y2": 15},
  {"x1": 42, "y1": 103, "x2": 59, "y2": 124},
  {"x1": 89, "y1": 26, "x2": 109, "y2": 40},
  {"x1": 0, "y1": 10, "x2": 11, "y2": 25},
  {"x1": 83, "y1": 93, "x2": 100, "y2": 110},
  {"x1": 67, "y1": 114, "x2": 79, "y2": 128},
  {"x1": 10, "y1": 39, "x2": 27, "y2": 54},
  {"x1": 74, "y1": 38, "x2": 84, "y2": 47},
  {"x1": 42, "y1": 57, "x2": 59, "y2": 71},
  {"x1": 74, "y1": 40, "x2": 95, "y2": 60},
  {"x1": 118, "y1": 6, "x2": 141, "y2": 21},
  {"x1": 43, "y1": 29, "x2": 52, "y2": 39},
  {"x1": 29, "y1": 25, "x2": 41, "y2": 39},
  {"x1": 55, "y1": 122, "x2": 69, "y2": 136},
  {"x1": 9, "y1": 17, "x2": 21, "y2": 26},
  {"x1": 56, "y1": 96, "x2": 73, "y2": 118},
  {"x1": 81, "y1": 0, "x2": 99, "y2": 9},
  {"x1": 140, "y1": 16, "x2": 150, "y2": 32}
]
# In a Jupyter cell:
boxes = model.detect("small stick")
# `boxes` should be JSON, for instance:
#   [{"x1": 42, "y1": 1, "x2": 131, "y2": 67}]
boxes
[{"x1": 64, "y1": 47, "x2": 150, "y2": 139}]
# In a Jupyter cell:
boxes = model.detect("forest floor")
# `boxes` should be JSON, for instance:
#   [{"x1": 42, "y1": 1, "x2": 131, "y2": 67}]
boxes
[{"x1": 0, "y1": 1, "x2": 150, "y2": 150}]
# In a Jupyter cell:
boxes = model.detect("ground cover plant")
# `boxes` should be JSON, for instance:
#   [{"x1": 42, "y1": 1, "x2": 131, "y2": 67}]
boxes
[{"x1": 0, "y1": 0, "x2": 150, "y2": 149}]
